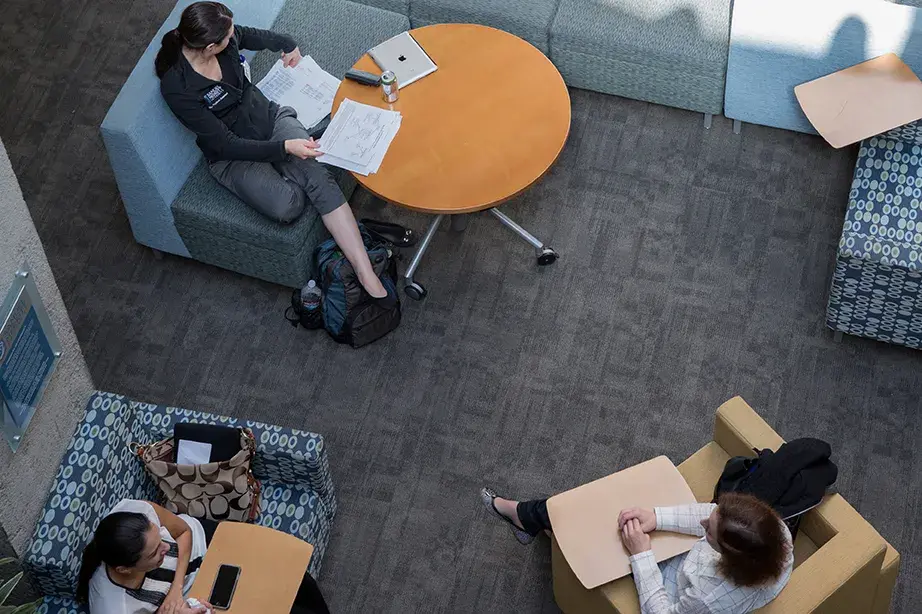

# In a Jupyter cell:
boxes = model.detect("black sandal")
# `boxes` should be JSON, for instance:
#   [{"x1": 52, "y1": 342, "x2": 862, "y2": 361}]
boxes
[{"x1": 480, "y1": 487, "x2": 535, "y2": 545}]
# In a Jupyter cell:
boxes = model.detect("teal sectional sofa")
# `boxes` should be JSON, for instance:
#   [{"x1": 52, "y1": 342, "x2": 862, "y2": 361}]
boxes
[
  {"x1": 104, "y1": 0, "x2": 922, "y2": 291},
  {"x1": 102, "y1": 0, "x2": 739, "y2": 288}
]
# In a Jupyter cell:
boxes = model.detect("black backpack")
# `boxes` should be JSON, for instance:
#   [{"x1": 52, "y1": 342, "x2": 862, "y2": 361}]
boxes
[
  {"x1": 314, "y1": 226, "x2": 401, "y2": 348},
  {"x1": 713, "y1": 438, "x2": 837, "y2": 537}
]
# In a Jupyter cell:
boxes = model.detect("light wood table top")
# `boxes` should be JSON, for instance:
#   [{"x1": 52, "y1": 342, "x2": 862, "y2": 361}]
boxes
[
  {"x1": 333, "y1": 24, "x2": 571, "y2": 214},
  {"x1": 188, "y1": 523, "x2": 313, "y2": 613},
  {"x1": 547, "y1": 456, "x2": 698, "y2": 589},
  {"x1": 795, "y1": 53, "x2": 922, "y2": 149}
]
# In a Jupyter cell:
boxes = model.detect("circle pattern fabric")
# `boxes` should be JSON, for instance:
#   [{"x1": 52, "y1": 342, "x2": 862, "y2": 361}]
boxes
[
  {"x1": 36, "y1": 595, "x2": 86, "y2": 614},
  {"x1": 828, "y1": 128, "x2": 922, "y2": 350},
  {"x1": 882, "y1": 120, "x2": 922, "y2": 146},
  {"x1": 26, "y1": 392, "x2": 337, "y2": 601},
  {"x1": 841, "y1": 135, "x2": 922, "y2": 270}
]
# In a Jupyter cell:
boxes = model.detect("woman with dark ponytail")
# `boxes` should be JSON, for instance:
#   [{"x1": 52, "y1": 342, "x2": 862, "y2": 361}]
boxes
[
  {"x1": 77, "y1": 501, "x2": 210, "y2": 613},
  {"x1": 154, "y1": 29, "x2": 189, "y2": 80},
  {"x1": 78, "y1": 498, "x2": 330, "y2": 613},
  {"x1": 76, "y1": 513, "x2": 149, "y2": 602},
  {"x1": 157, "y1": 1, "x2": 395, "y2": 307}
]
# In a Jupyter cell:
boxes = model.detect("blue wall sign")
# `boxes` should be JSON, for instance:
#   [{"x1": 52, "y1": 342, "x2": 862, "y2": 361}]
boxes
[{"x1": 0, "y1": 264, "x2": 62, "y2": 451}]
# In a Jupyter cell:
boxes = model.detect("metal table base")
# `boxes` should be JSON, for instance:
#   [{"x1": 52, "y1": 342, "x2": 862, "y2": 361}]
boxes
[{"x1": 402, "y1": 207, "x2": 558, "y2": 300}]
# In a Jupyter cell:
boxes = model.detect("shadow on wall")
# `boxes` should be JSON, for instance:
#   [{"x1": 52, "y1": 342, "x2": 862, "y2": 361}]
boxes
[
  {"x1": 905, "y1": 7, "x2": 922, "y2": 62},
  {"x1": 723, "y1": 1, "x2": 922, "y2": 133}
]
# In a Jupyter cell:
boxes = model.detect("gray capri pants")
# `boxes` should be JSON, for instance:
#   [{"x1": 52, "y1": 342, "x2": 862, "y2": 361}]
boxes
[{"x1": 209, "y1": 106, "x2": 345, "y2": 223}]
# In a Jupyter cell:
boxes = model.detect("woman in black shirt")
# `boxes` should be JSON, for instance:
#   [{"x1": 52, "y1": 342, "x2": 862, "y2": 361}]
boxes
[{"x1": 156, "y1": 1, "x2": 393, "y2": 304}]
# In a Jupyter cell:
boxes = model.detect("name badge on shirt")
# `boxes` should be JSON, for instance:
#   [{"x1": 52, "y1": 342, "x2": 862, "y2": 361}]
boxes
[
  {"x1": 239, "y1": 54, "x2": 252, "y2": 82},
  {"x1": 203, "y1": 85, "x2": 228, "y2": 109}
]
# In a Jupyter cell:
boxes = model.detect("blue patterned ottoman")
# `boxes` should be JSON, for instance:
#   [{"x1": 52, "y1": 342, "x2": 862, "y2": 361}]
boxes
[
  {"x1": 25, "y1": 391, "x2": 337, "y2": 605},
  {"x1": 827, "y1": 121, "x2": 922, "y2": 349},
  {"x1": 36, "y1": 596, "x2": 85, "y2": 614}
]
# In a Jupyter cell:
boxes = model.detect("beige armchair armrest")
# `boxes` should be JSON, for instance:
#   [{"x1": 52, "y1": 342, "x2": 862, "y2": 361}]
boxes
[
  {"x1": 712, "y1": 396, "x2": 891, "y2": 614},
  {"x1": 761, "y1": 496, "x2": 885, "y2": 613},
  {"x1": 714, "y1": 396, "x2": 784, "y2": 456}
]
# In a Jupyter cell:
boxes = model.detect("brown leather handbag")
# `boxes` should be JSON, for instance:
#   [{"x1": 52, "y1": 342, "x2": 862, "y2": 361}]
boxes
[{"x1": 132, "y1": 428, "x2": 261, "y2": 522}]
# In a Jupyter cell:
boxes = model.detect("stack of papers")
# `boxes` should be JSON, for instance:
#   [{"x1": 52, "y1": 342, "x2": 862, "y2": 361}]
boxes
[
  {"x1": 317, "y1": 99, "x2": 401, "y2": 176},
  {"x1": 256, "y1": 56, "x2": 340, "y2": 131}
]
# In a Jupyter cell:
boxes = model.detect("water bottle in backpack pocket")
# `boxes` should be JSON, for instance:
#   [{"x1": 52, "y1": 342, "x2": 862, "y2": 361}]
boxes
[
  {"x1": 285, "y1": 280, "x2": 325, "y2": 330},
  {"x1": 315, "y1": 225, "x2": 401, "y2": 348}
]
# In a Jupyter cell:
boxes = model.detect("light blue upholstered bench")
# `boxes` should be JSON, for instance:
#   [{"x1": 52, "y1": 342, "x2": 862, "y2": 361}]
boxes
[
  {"x1": 26, "y1": 391, "x2": 336, "y2": 613},
  {"x1": 724, "y1": 0, "x2": 922, "y2": 134},
  {"x1": 101, "y1": 0, "x2": 409, "y2": 288},
  {"x1": 826, "y1": 122, "x2": 922, "y2": 349}
]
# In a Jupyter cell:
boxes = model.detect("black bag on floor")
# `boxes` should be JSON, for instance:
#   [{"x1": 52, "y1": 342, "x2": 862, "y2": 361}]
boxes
[
  {"x1": 359, "y1": 218, "x2": 417, "y2": 248},
  {"x1": 315, "y1": 226, "x2": 401, "y2": 348}
]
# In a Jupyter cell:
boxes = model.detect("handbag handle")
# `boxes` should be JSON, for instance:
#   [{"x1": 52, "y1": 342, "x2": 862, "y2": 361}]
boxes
[{"x1": 284, "y1": 305, "x2": 301, "y2": 328}]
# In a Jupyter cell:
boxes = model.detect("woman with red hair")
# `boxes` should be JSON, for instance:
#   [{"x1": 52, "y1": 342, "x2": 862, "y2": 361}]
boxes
[{"x1": 482, "y1": 488, "x2": 793, "y2": 613}]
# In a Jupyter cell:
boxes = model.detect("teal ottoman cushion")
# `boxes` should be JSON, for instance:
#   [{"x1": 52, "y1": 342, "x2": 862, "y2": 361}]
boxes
[{"x1": 171, "y1": 162, "x2": 347, "y2": 287}]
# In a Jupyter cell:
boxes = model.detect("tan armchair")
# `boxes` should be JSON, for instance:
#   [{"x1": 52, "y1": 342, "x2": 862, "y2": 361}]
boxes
[{"x1": 551, "y1": 397, "x2": 900, "y2": 614}]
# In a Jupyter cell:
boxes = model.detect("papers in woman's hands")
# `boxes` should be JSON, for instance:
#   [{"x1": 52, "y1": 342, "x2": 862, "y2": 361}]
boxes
[
  {"x1": 256, "y1": 57, "x2": 341, "y2": 130},
  {"x1": 257, "y1": 57, "x2": 401, "y2": 175},
  {"x1": 316, "y1": 99, "x2": 401, "y2": 176}
]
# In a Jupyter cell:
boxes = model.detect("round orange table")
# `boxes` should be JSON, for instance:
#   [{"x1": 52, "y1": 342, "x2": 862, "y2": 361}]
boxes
[{"x1": 333, "y1": 24, "x2": 571, "y2": 299}]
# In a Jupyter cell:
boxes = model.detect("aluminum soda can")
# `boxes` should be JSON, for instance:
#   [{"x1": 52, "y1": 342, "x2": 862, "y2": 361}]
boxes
[{"x1": 381, "y1": 70, "x2": 399, "y2": 103}]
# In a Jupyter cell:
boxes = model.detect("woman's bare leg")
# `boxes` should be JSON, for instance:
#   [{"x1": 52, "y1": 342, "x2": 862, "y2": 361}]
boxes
[{"x1": 321, "y1": 203, "x2": 387, "y2": 298}]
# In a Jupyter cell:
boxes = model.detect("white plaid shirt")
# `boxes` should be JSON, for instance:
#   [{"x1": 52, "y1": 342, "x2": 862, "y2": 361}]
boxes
[{"x1": 628, "y1": 503, "x2": 793, "y2": 614}]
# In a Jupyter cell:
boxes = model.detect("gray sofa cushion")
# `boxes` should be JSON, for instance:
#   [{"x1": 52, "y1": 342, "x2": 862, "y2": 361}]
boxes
[
  {"x1": 724, "y1": 0, "x2": 922, "y2": 133},
  {"x1": 171, "y1": 161, "x2": 329, "y2": 256},
  {"x1": 250, "y1": 0, "x2": 412, "y2": 81},
  {"x1": 552, "y1": 0, "x2": 731, "y2": 72},
  {"x1": 410, "y1": 0, "x2": 561, "y2": 53},
  {"x1": 346, "y1": 0, "x2": 409, "y2": 16},
  {"x1": 550, "y1": 0, "x2": 731, "y2": 113},
  {"x1": 172, "y1": 162, "x2": 354, "y2": 287}
]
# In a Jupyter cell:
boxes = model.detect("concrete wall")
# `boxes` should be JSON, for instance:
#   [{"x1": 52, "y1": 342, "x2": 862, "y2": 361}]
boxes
[{"x1": 0, "y1": 138, "x2": 95, "y2": 554}]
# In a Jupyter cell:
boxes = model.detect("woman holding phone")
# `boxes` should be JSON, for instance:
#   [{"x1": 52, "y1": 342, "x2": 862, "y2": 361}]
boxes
[{"x1": 77, "y1": 498, "x2": 329, "y2": 614}]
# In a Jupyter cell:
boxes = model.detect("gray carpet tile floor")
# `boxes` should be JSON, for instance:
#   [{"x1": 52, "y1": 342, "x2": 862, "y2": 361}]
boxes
[{"x1": 2, "y1": 1, "x2": 922, "y2": 612}]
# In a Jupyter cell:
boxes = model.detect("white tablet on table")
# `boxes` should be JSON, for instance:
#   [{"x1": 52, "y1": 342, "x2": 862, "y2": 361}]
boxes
[{"x1": 368, "y1": 31, "x2": 438, "y2": 88}]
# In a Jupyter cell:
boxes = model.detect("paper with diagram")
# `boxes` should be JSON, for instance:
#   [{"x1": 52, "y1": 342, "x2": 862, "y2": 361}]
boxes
[
  {"x1": 256, "y1": 57, "x2": 341, "y2": 130},
  {"x1": 317, "y1": 99, "x2": 401, "y2": 176}
]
